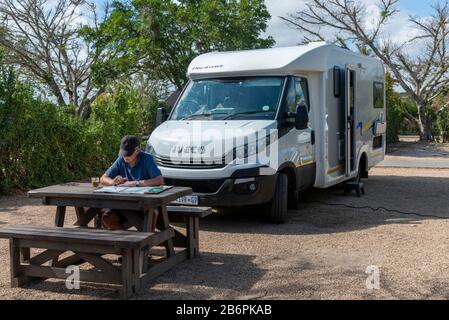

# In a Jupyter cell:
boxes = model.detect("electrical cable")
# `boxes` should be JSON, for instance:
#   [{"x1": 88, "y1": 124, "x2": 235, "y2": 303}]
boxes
[{"x1": 303, "y1": 200, "x2": 449, "y2": 220}]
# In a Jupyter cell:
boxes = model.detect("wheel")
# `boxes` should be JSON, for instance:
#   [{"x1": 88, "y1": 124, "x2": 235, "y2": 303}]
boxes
[
  {"x1": 355, "y1": 157, "x2": 367, "y2": 182},
  {"x1": 355, "y1": 166, "x2": 362, "y2": 182},
  {"x1": 267, "y1": 173, "x2": 289, "y2": 224},
  {"x1": 288, "y1": 189, "x2": 299, "y2": 210}
]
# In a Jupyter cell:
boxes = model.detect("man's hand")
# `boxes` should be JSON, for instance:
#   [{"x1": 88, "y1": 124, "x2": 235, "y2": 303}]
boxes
[
  {"x1": 112, "y1": 176, "x2": 128, "y2": 186},
  {"x1": 118, "y1": 181, "x2": 137, "y2": 187}
]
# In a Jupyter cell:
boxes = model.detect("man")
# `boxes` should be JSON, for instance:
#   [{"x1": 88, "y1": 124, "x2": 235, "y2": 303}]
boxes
[{"x1": 99, "y1": 135, "x2": 164, "y2": 230}]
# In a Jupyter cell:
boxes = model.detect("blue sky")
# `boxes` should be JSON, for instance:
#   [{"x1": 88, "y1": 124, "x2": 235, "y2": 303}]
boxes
[
  {"x1": 90, "y1": 0, "x2": 436, "y2": 47},
  {"x1": 400, "y1": 0, "x2": 432, "y2": 14},
  {"x1": 265, "y1": 0, "x2": 436, "y2": 47}
]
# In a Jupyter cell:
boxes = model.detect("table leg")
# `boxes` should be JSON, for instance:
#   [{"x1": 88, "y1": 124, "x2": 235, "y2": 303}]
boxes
[
  {"x1": 74, "y1": 207, "x2": 85, "y2": 227},
  {"x1": 158, "y1": 205, "x2": 175, "y2": 258},
  {"x1": 141, "y1": 206, "x2": 156, "y2": 272},
  {"x1": 95, "y1": 212, "x2": 103, "y2": 229},
  {"x1": 51, "y1": 206, "x2": 66, "y2": 266},
  {"x1": 54, "y1": 206, "x2": 66, "y2": 227},
  {"x1": 74, "y1": 207, "x2": 101, "y2": 227}
]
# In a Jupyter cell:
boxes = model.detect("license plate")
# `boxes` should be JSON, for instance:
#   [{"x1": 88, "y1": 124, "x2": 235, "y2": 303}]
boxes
[{"x1": 172, "y1": 195, "x2": 199, "y2": 206}]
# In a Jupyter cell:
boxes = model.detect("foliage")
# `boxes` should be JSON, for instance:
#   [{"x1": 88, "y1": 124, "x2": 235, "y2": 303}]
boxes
[
  {"x1": 431, "y1": 96, "x2": 449, "y2": 142},
  {"x1": 84, "y1": 0, "x2": 275, "y2": 90},
  {"x1": 0, "y1": 62, "x2": 155, "y2": 193},
  {"x1": 0, "y1": 0, "x2": 115, "y2": 119},
  {"x1": 385, "y1": 73, "x2": 402, "y2": 143}
]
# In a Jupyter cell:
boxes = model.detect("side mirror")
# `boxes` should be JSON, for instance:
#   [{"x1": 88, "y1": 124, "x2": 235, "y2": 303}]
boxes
[
  {"x1": 295, "y1": 104, "x2": 309, "y2": 130},
  {"x1": 156, "y1": 107, "x2": 168, "y2": 127}
]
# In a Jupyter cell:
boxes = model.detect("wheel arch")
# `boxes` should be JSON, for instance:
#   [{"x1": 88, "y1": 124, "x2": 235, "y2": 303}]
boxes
[
  {"x1": 278, "y1": 162, "x2": 297, "y2": 191},
  {"x1": 358, "y1": 152, "x2": 369, "y2": 179}
]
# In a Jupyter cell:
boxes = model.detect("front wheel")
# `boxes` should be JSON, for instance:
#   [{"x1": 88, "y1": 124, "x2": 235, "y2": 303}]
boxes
[{"x1": 267, "y1": 173, "x2": 289, "y2": 224}]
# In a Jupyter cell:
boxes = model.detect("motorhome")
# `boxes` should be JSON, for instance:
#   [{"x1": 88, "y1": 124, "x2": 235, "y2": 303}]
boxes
[{"x1": 147, "y1": 42, "x2": 386, "y2": 223}]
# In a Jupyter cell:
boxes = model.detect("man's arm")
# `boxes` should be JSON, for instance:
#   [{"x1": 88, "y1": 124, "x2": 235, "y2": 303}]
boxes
[
  {"x1": 101, "y1": 157, "x2": 128, "y2": 186},
  {"x1": 116, "y1": 176, "x2": 163, "y2": 187},
  {"x1": 140, "y1": 175, "x2": 164, "y2": 187},
  {"x1": 100, "y1": 174, "x2": 128, "y2": 186}
]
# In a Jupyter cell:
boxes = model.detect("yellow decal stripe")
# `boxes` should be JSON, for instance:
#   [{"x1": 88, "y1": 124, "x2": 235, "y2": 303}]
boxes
[
  {"x1": 295, "y1": 160, "x2": 316, "y2": 168},
  {"x1": 327, "y1": 164, "x2": 344, "y2": 174},
  {"x1": 363, "y1": 121, "x2": 372, "y2": 133}
]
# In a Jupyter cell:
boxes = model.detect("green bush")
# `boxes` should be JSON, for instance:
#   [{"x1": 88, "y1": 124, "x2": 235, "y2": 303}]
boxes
[
  {"x1": 0, "y1": 68, "x2": 82, "y2": 192},
  {"x1": 385, "y1": 73, "x2": 403, "y2": 144},
  {"x1": 432, "y1": 107, "x2": 449, "y2": 143},
  {"x1": 0, "y1": 64, "x2": 157, "y2": 193}
]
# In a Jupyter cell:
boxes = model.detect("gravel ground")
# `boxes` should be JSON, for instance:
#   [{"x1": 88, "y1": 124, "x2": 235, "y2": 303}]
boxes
[
  {"x1": 2, "y1": 165, "x2": 449, "y2": 300},
  {"x1": 380, "y1": 140, "x2": 449, "y2": 168},
  {"x1": 2, "y1": 140, "x2": 449, "y2": 300}
]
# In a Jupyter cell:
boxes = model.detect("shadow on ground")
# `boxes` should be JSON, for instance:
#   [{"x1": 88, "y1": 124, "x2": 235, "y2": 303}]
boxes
[
  {"x1": 15, "y1": 252, "x2": 263, "y2": 300},
  {"x1": 196, "y1": 174, "x2": 449, "y2": 236}
]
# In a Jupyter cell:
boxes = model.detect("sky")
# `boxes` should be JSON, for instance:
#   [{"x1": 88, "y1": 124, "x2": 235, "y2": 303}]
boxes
[
  {"x1": 87, "y1": 0, "x2": 434, "y2": 48},
  {"x1": 264, "y1": 0, "x2": 434, "y2": 47}
]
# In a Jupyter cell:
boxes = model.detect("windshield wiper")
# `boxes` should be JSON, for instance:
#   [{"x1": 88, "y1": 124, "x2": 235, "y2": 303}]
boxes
[
  {"x1": 180, "y1": 113, "x2": 212, "y2": 120},
  {"x1": 223, "y1": 110, "x2": 271, "y2": 120}
]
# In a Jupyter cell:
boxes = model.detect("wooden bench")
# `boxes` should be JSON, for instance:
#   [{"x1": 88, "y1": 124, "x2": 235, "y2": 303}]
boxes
[
  {"x1": 0, "y1": 224, "x2": 174, "y2": 298},
  {"x1": 166, "y1": 206, "x2": 212, "y2": 259}
]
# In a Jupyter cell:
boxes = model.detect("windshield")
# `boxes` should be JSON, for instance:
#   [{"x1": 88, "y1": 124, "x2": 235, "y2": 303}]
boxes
[{"x1": 170, "y1": 77, "x2": 285, "y2": 121}]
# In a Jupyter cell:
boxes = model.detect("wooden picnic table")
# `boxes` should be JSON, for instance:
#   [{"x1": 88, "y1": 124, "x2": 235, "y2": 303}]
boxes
[{"x1": 27, "y1": 183, "x2": 193, "y2": 287}]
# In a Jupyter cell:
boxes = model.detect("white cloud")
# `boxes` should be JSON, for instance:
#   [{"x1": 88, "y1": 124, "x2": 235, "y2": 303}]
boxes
[
  {"x1": 263, "y1": 0, "x2": 307, "y2": 47},
  {"x1": 264, "y1": 0, "x2": 426, "y2": 49}
]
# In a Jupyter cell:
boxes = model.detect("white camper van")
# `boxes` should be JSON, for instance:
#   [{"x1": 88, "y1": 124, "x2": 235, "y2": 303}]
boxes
[{"x1": 147, "y1": 42, "x2": 386, "y2": 223}]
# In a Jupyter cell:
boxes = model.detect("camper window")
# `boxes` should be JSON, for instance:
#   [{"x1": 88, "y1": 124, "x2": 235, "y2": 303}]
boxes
[
  {"x1": 333, "y1": 66, "x2": 341, "y2": 98},
  {"x1": 373, "y1": 82, "x2": 384, "y2": 109}
]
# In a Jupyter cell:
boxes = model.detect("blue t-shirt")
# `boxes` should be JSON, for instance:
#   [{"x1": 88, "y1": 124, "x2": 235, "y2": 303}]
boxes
[{"x1": 105, "y1": 152, "x2": 162, "y2": 181}]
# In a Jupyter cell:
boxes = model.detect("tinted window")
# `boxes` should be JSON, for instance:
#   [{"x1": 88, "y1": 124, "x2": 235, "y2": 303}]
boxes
[
  {"x1": 286, "y1": 77, "x2": 310, "y2": 115},
  {"x1": 284, "y1": 77, "x2": 310, "y2": 126},
  {"x1": 295, "y1": 78, "x2": 310, "y2": 111},
  {"x1": 374, "y1": 82, "x2": 384, "y2": 109}
]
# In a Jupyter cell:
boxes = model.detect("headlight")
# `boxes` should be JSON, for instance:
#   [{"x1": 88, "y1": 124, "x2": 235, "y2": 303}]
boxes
[
  {"x1": 146, "y1": 143, "x2": 155, "y2": 155},
  {"x1": 234, "y1": 139, "x2": 267, "y2": 160}
]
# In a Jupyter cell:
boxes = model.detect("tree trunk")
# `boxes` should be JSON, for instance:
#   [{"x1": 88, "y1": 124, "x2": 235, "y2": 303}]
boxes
[
  {"x1": 78, "y1": 104, "x2": 91, "y2": 121},
  {"x1": 417, "y1": 103, "x2": 432, "y2": 141}
]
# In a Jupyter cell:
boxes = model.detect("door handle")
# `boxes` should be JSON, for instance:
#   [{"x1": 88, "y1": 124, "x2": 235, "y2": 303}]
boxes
[{"x1": 311, "y1": 130, "x2": 315, "y2": 145}]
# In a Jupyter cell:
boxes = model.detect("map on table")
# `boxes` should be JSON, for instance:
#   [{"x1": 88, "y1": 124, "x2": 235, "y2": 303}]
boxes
[{"x1": 93, "y1": 186, "x2": 173, "y2": 194}]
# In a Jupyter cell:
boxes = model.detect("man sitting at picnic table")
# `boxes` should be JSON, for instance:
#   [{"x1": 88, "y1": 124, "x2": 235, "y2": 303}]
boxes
[{"x1": 99, "y1": 135, "x2": 164, "y2": 230}]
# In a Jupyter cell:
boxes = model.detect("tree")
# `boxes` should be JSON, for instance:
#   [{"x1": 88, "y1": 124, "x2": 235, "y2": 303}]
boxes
[
  {"x1": 385, "y1": 72, "x2": 403, "y2": 143},
  {"x1": 0, "y1": 0, "x2": 113, "y2": 119},
  {"x1": 281, "y1": 0, "x2": 449, "y2": 141},
  {"x1": 85, "y1": 0, "x2": 275, "y2": 91}
]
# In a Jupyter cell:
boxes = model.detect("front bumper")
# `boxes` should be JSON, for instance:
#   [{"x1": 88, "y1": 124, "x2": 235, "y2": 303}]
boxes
[{"x1": 165, "y1": 173, "x2": 277, "y2": 207}]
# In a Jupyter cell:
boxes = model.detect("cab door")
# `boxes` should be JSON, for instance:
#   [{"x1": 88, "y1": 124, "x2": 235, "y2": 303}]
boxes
[{"x1": 280, "y1": 76, "x2": 315, "y2": 190}]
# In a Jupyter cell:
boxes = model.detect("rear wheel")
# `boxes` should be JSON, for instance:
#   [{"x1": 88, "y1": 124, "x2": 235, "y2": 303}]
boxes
[
  {"x1": 267, "y1": 173, "x2": 289, "y2": 224},
  {"x1": 355, "y1": 156, "x2": 368, "y2": 182}
]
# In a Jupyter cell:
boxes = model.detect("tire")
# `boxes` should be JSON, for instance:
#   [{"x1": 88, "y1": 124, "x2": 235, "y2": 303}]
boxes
[
  {"x1": 355, "y1": 157, "x2": 367, "y2": 182},
  {"x1": 267, "y1": 173, "x2": 289, "y2": 224},
  {"x1": 288, "y1": 189, "x2": 299, "y2": 210}
]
